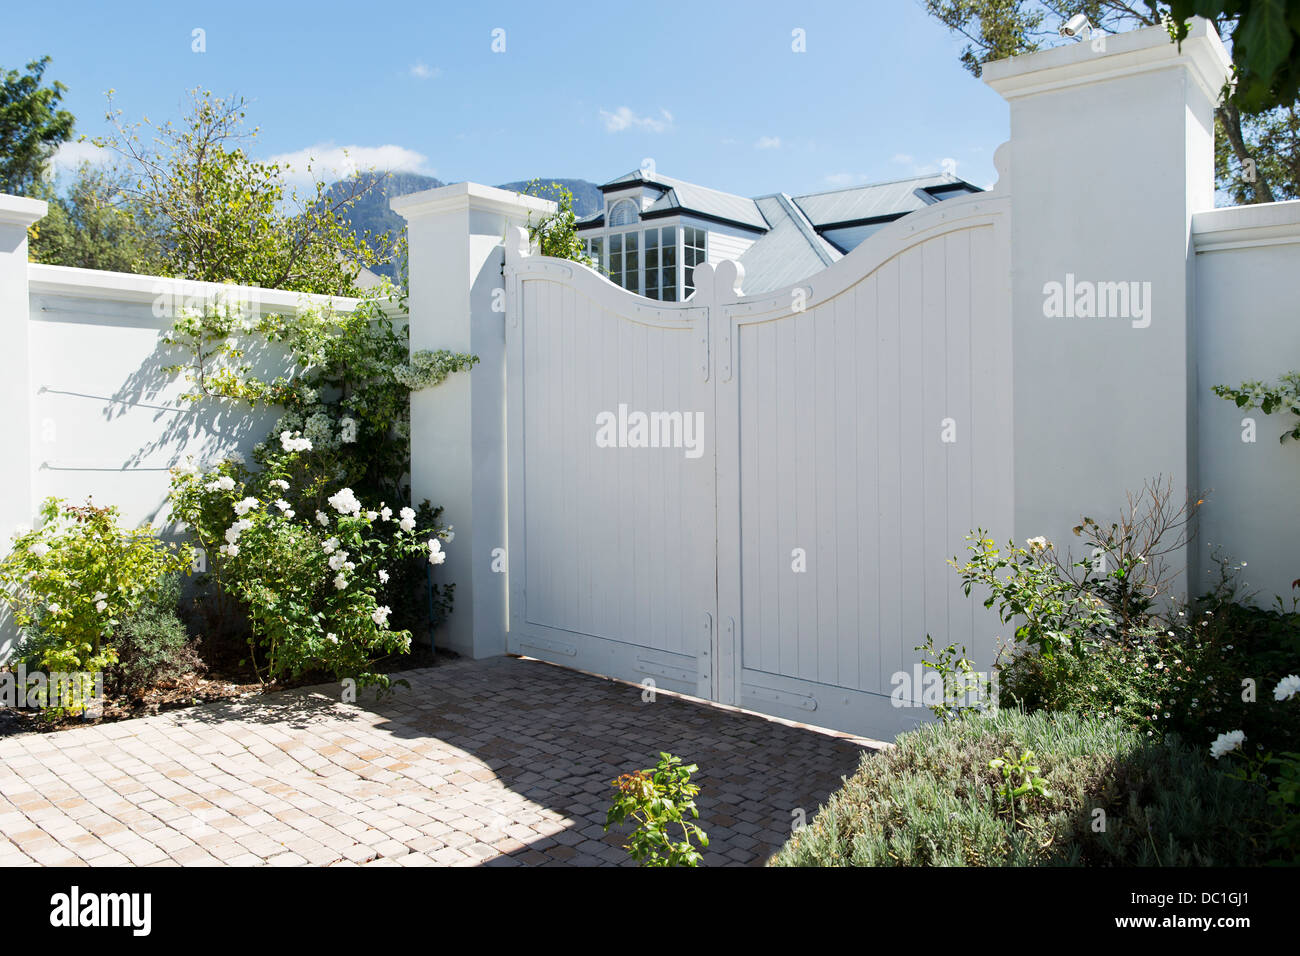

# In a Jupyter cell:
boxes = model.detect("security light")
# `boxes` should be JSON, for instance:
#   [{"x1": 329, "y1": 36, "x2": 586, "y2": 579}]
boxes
[{"x1": 1060, "y1": 13, "x2": 1093, "y2": 39}]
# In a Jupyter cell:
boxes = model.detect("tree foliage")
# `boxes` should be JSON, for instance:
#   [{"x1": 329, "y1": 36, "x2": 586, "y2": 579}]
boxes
[
  {"x1": 28, "y1": 162, "x2": 163, "y2": 272},
  {"x1": 923, "y1": 0, "x2": 1300, "y2": 202},
  {"x1": 94, "y1": 89, "x2": 401, "y2": 295},
  {"x1": 0, "y1": 56, "x2": 75, "y2": 196}
]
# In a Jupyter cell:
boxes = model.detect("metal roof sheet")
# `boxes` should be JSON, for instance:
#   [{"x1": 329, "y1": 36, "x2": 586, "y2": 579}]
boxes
[{"x1": 792, "y1": 174, "x2": 979, "y2": 226}]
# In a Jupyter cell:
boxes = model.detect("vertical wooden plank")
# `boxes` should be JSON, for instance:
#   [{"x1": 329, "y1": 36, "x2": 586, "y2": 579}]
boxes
[
  {"x1": 776, "y1": 316, "x2": 799, "y2": 678},
  {"x1": 898, "y1": 247, "x2": 926, "y2": 689},
  {"x1": 756, "y1": 320, "x2": 779, "y2": 676},
  {"x1": 834, "y1": 285, "x2": 860, "y2": 689},
  {"x1": 944, "y1": 231, "x2": 975, "y2": 664},
  {"x1": 875, "y1": 257, "x2": 904, "y2": 697},
  {"x1": 815, "y1": 300, "x2": 839, "y2": 686},
  {"x1": 794, "y1": 309, "x2": 818, "y2": 681},
  {"x1": 922, "y1": 238, "x2": 950, "y2": 659},
  {"x1": 855, "y1": 274, "x2": 881, "y2": 693}
]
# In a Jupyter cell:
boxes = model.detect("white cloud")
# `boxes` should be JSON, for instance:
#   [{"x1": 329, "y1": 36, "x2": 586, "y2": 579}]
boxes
[
  {"x1": 264, "y1": 144, "x2": 433, "y2": 186},
  {"x1": 48, "y1": 140, "x2": 112, "y2": 173},
  {"x1": 410, "y1": 63, "x2": 440, "y2": 79},
  {"x1": 599, "y1": 106, "x2": 673, "y2": 134},
  {"x1": 754, "y1": 136, "x2": 781, "y2": 150}
]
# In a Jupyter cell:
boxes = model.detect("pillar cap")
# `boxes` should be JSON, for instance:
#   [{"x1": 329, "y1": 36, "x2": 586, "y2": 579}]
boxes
[
  {"x1": 0, "y1": 194, "x2": 48, "y2": 228},
  {"x1": 390, "y1": 181, "x2": 556, "y2": 222},
  {"x1": 983, "y1": 17, "x2": 1231, "y2": 104}
]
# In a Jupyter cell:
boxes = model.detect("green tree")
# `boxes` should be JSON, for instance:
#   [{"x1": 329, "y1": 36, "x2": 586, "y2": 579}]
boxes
[
  {"x1": 96, "y1": 89, "x2": 400, "y2": 295},
  {"x1": 922, "y1": 1, "x2": 1299, "y2": 203},
  {"x1": 0, "y1": 56, "x2": 75, "y2": 195},
  {"x1": 29, "y1": 162, "x2": 162, "y2": 271},
  {"x1": 521, "y1": 179, "x2": 596, "y2": 266}
]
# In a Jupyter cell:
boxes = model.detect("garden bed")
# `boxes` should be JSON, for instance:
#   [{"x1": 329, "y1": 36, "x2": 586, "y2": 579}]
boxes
[{"x1": 0, "y1": 643, "x2": 456, "y2": 739}]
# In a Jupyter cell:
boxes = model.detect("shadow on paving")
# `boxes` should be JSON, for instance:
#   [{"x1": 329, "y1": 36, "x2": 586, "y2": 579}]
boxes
[{"x1": 339, "y1": 656, "x2": 878, "y2": 866}]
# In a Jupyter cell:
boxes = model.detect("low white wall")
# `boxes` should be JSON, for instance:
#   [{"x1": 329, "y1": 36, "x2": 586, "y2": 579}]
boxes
[
  {"x1": 1, "y1": 255, "x2": 386, "y2": 658},
  {"x1": 24, "y1": 265, "x2": 370, "y2": 530},
  {"x1": 1193, "y1": 201, "x2": 1300, "y2": 605}
]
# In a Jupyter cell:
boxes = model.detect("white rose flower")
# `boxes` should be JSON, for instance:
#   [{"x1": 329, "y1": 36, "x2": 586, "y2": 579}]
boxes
[
  {"x1": 380, "y1": 506, "x2": 393, "y2": 521},
  {"x1": 333, "y1": 573, "x2": 348, "y2": 590},
  {"x1": 427, "y1": 538, "x2": 446, "y2": 566},
  {"x1": 233, "y1": 497, "x2": 260, "y2": 516},
  {"x1": 328, "y1": 551, "x2": 350, "y2": 571},
  {"x1": 1274, "y1": 675, "x2": 1300, "y2": 702},
  {"x1": 372, "y1": 605, "x2": 391, "y2": 627},
  {"x1": 316, "y1": 511, "x2": 330, "y2": 527},
  {"x1": 366, "y1": 511, "x2": 378, "y2": 522},
  {"x1": 326, "y1": 632, "x2": 339, "y2": 644},
  {"x1": 378, "y1": 570, "x2": 390, "y2": 584},
  {"x1": 30, "y1": 541, "x2": 49, "y2": 558},
  {"x1": 1209, "y1": 730, "x2": 1246, "y2": 760},
  {"x1": 327, "y1": 487, "x2": 362, "y2": 517},
  {"x1": 280, "y1": 431, "x2": 313, "y2": 453},
  {"x1": 48, "y1": 603, "x2": 60, "y2": 614},
  {"x1": 269, "y1": 478, "x2": 290, "y2": 491},
  {"x1": 1026, "y1": 536, "x2": 1049, "y2": 551}
]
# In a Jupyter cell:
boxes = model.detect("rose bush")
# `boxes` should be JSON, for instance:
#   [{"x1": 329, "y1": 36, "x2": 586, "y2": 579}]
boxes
[{"x1": 169, "y1": 437, "x2": 453, "y2": 690}]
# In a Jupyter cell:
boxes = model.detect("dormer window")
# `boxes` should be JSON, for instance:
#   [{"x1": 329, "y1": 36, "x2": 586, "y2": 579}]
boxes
[{"x1": 608, "y1": 199, "x2": 639, "y2": 227}]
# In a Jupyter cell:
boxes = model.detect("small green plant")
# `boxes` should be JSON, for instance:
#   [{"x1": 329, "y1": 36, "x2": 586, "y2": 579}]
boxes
[
  {"x1": 1214, "y1": 372, "x2": 1300, "y2": 443},
  {"x1": 989, "y1": 746, "x2": 1051, "y2": 826},
  {"x1": 915, "y1": 634, "x2": 992, "y2": 721},
  {"x1": 112, "y1": 574, "x2": 199, "y2": 698},
  {"x1": 953, "y1": 532, "x2": 1114, "y2": 658},
  {"x1": 605, "y1": 752, "x2": 709, "y2": 866}
]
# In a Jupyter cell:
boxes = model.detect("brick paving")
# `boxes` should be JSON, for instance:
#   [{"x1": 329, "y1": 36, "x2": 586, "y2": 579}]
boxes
[{"x1": 0, "y1": 656, "x2": 880, "y2": 867}]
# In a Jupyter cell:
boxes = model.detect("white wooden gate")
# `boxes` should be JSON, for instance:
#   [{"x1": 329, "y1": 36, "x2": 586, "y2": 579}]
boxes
[{"x1": 504, "y1": 191, "x2": 1011, "y2": 739}]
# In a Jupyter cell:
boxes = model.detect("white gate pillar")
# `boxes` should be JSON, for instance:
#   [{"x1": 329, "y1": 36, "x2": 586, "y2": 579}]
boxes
[
  {"x1": 984, "y1": 20, "x2": 1231, "y2": 597},
  {"x1": 391, "y1": 183, "x2": 554, "y2": 659},
  {"x1": 0, "y1": 194, "x2": 45, "y2": 656}
]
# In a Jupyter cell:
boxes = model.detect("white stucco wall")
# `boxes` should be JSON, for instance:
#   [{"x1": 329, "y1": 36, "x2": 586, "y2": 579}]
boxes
[{"x1": 1192, "y1": 201, "x2": 1300, "y2": 604}]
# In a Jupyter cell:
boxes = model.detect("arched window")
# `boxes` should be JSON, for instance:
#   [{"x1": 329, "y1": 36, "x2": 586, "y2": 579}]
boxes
[{"x1": 608, "y1": 199, "x2": 639, "y2": 227}]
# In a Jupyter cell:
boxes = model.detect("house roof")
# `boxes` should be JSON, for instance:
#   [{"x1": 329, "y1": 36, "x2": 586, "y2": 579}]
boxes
[
  {"x1": 579, "y1": 169, "x2": 984, "y2": 293},
  {"x1": 600, "y1": 170, "x2": 769, "y2": 231}
]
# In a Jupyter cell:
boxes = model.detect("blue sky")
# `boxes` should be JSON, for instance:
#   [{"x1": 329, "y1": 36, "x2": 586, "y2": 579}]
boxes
[{"x1": 4, "y1": 0, "x2": 1011, "y2": 196}]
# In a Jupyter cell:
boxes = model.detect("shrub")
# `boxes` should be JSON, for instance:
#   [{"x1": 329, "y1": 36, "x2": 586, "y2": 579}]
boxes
[
  {"x1": 997, "y1": 578, "x2": 1300, "y2": 757},
  {"x1": 770, "y1": 708, "x2": 1268, "y2": 867},
  {"x1": 0, "y1": 498, "x2": 191, "y2": 712},
  {"x1": 112, "y1": 574, "x2": 199, "y2": 698},
  {"x1": 169, "y1": 449, "x2": 450, "y2": 689},
  {"x1": 952, "y1": 532, "x2": 1114, "y2": 659}
]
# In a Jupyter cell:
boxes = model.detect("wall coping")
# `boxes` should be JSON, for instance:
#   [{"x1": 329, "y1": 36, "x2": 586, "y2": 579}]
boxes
[
  {"x1": 983, "y1": 17, "x2": 1231, "y2": 104},
  {"x1": 27, "y1": 262, "x2": 402, "y2": 315},
  {"x1": 1192, "y1": 199, "x2": 1300, "y2": 252}
]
